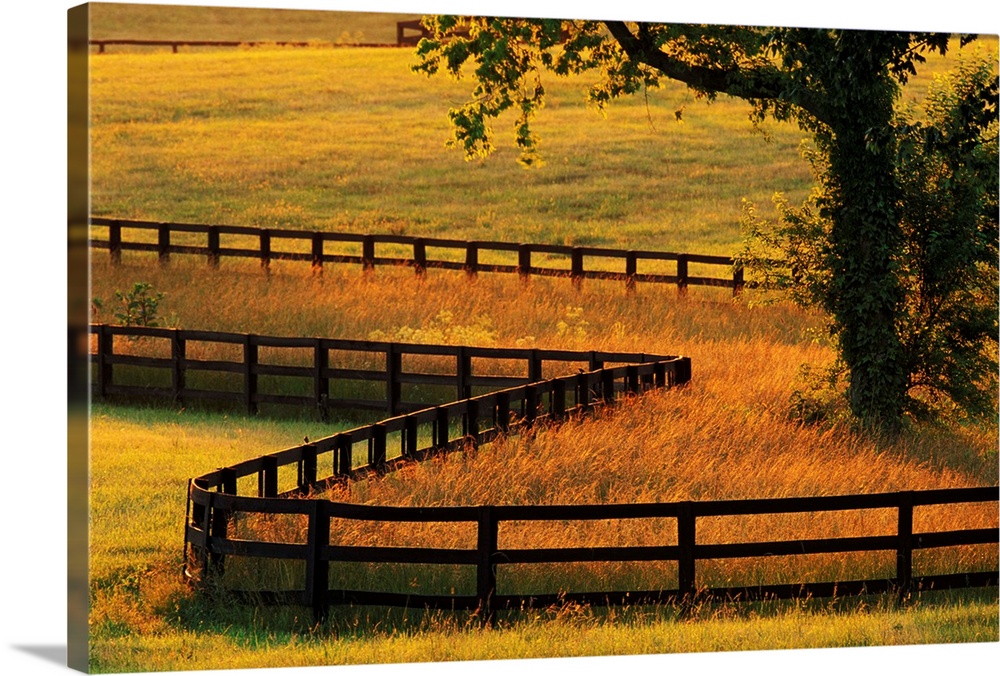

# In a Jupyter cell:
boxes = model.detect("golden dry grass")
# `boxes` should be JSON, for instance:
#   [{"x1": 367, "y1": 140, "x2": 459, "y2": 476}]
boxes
[{"x1": 93, "y1": 258, "x2": 997, "y2": 601}]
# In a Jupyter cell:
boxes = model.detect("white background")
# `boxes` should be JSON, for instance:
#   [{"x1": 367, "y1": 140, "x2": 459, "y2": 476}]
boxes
[{"x1": 2, "y1": 1, "x2": 998, "y2": 675}]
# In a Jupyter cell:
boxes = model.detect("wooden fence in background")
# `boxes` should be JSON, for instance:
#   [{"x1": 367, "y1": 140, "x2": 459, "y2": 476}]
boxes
[
  {"x1": 86, "y1": 38, "x2": 321, "y2": 53},
  {"x1": 89, "y1": 217, "x2": 745, "y2": 294}
]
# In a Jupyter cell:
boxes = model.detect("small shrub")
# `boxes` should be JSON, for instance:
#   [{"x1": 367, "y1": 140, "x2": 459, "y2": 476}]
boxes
[{"x1": 112, "y1": 282, "x2": 165, "y2": 328}]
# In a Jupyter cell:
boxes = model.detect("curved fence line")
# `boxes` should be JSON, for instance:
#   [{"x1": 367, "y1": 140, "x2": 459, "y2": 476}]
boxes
[
  {"x1": 88, "y1": 217, "x2": 745, "y2": 294},
  {"x1": 161, "y1": 325, "x2": 999, "y2": 623},
  {"x1": 184, "y1": 353, "x2": 700, "y2": 622}
]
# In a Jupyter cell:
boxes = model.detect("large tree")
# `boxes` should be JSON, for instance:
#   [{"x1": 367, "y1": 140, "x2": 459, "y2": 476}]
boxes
[{"x1": 414, "y1": 18, "x2": 997, "y2": 434}]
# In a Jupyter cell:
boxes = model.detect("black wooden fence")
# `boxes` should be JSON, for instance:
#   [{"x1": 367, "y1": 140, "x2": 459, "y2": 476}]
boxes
[
  {"x1": 89, "y1": 218, "x2": 745, "y2": 294},
  {"x1": 87, "y1": 38, "x2": 319, "y2": 53},
  {"x1": 169, "y1": 327, "x2": 998, "y2": 623},
  {"x1": 187, "y1": 456, "x2": 998, "y2": 625},
  {"x1": 85, "y1": 323, "x2": 685, "y2": 419},
  {"x1": 183, "y1": 355, "x2": 686, "y2": 617}
]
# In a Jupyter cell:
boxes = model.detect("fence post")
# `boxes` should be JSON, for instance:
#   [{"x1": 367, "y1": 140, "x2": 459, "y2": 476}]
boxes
[
  {"x1": 362, "y1": 235, "x2": 375, "y2": 272},
  {"x1": 625, "y1": 251, "x2": 637, "y2": 293},
  {"x1": 676, "y1": 254, "x2": 689, "y2": 296},
  {"x1": 576, "y1": 372, "x2": 590, "y2": 412},
  {"x1": 677, "y1": 501, "x2": 696, "y2": 603},
  {"x1": 571, "y1": 247, "x2": 584, "y2": 289},
  {"x1": 171, "y1": 330, "x2": 186, "y2": 406},
  {"x1": 157, "y1": 223, "x2": 170, "y2": 266},
  {"x1": 196, "y1": 489, "x2": 214, "y2": 583},
  {"x1": 260, "y1": 455, "x2": 278, "y2": 497},
  {"x1": 370, "y1": 424, "x2": 387, "y2": 470},
  {"x1": 386, "y1": 343, "x2": 401, "y2": 416},
  {"x1": 209, "y1": 468, "x2": 237, "y2": 578},
  {"x1": 524, "y1": 385, "x2": 538, "y2": 425},
  {"x1": 457, "y1": 347, "x2": 472, "y2": 401},
  {"x1": 305, "y1": 500, "x2": 331, "y2": 624},
  {"x1": 552, "y1": 379, "x2": 567, "y2": 418},
  {"x1": 676, "y1": 357, "x2": 692, "y2": 386},
  {"x1": 477, "y1": 506, "x2": 498, "y2": 626},
  {"x1": 403, "y1": 414, "x2": 418, "y2": 458},
  {"x1": 109, "y1": 221, "x2": 122, "y2": 265},
  {"x1": 315, "y1": 339, "x2": 329, "y2": 422},
  {"x1": 243, "y1": 335, "x2": 258, "y2": 415},
  {"x1": 259, "y1": 229, "x2": 271, "y2": 274},
  {"x1": 300, "y1": 443, "x2": 318, "y2": 492},
  {"x1": 465, "y1": 399, "x2": 480, "y2": 444},
  {"x1": 434, "y1": 407, "x2": 450, "y2": 449},
  {"x1": 626, "y1": 365, "x2": 640, "y2": 395},
  {"x1": 517, "y1": 244, "x2": 531, "y2": 281},
  {"x1": 896, "y1": 491, "x2": 914, "y2": 600},
  {"x1": 413, "y1": 238, "x2": 427, "y2": 277},
  {"x1": 653, "y1": 361, "x2": 667, "y2": 389},
  {"x1": 96, "y1": 325, "x2": 114, "y2": 399},
  {"x1": 528, "y1": 350, "x2": 543, "y2": 383},
  {"x1": 601, "y1": 369, "x2": 616, "y2": 405},
  {"x1": 311, "y1": 233, "x2": 324, "y2": 275},
  {"x1": 207, "y1": 226, "x2": 220, "y2": 268},
  {"x1": 464, "y1": 243, "x2": 479, "y2": 278},
  {"x1": 732, "y1": 262, "x2": 745, "y2": 297},
  {"x1": 335, "y1": 434, "x2": 353, "y2": 476},
  {"x1": 495, "y1": 391, "x2": 511, "y2": 433}
]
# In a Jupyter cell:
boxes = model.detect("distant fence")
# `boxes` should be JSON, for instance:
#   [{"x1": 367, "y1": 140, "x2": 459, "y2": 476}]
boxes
[
  {"x1": 84, "y1": 21, "x2": 554, "y2": 51},
  {"x1": 84, "y1": 323, "x2": 686, "y2": 419},
  {"x1": 86, "y1": 38, "x2": 321, "y2": 53},
  {"x1": 396, "y1": 19, "x2": 436, "y2": 46},
  {"x1": 89, "y1": 218, "x2": 745, "y2": 295}
]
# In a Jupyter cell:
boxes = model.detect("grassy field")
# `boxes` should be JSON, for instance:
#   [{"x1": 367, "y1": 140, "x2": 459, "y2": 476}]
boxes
[
  {"x1": 88, "y1": 43, "x2": 820, "y2": 254},
  {"x1": 84, "y1": 5, "x2": 999, "y2": 673},
  {"x1": 87, "y1": 3, "x2": 420, "y2": 45},
  {"x1": 87, "y1": 261, "x2": 999, "y2": 671}
]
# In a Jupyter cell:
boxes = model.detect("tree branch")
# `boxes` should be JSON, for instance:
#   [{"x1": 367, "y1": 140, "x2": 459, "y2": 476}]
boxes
[{"x1": 603, "y1": 21, "x2": 831, "y2": 126}]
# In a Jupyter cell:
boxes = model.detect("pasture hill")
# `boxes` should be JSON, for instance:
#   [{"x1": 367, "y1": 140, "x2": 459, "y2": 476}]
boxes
[{"x1": 75, "y1": 3, "x2": 999, "y2": 675}]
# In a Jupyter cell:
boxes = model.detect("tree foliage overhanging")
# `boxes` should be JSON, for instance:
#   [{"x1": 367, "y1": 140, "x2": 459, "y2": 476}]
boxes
[{"x1": 413, "y1": 17, "x2": 999, "y2": 434}]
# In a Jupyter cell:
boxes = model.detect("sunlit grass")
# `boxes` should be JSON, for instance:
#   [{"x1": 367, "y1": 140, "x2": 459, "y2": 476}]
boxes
[
  {"x1": 88, "y1": 261, "x2": 997, "y2": 671},
  {"x1": 83, "y1": 10, "x2": 999, "y2": 670},
  {"x1": 89, "y1": 46, "x2": 816, "y2": 254}
]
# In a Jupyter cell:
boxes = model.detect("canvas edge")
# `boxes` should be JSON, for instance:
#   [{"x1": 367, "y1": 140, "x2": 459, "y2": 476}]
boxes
[{"x1": 68, "y1": 2, "x2": 91, "y2": 673}]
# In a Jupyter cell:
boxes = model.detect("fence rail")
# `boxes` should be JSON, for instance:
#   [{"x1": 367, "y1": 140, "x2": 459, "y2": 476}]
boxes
[
  {"x1": 89, "y1": 218, "x2": 745, "y2": 294},
  {"x1": 162, "y1": 325, "x2": 999, "y2": 623},
  {"x1": 83, "y1": 38, "x2": 405, "y2": 53},
  {"x1": 184, "y1": 348, "x2": 697, "y2": 620},
  {"x1": 187, "y1": 460, "x2": 999, "y2": 624},
  {"x1": 83, "y1": 323, "x2": 683, "y2": 419}
]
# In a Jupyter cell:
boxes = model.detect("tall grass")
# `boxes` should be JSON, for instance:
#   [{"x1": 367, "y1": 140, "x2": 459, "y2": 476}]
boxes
[{"x1": 88, "y1": 260, "x2": 997, "y2": 671}]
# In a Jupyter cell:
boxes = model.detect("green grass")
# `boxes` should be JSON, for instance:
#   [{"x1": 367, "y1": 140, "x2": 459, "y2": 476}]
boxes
[
  {"x1": 85, "y1": 266, "x2": 998, "y2": 672},
  {"x1": 86, "y1": 13, "x2": 997, "y2": 255},
  {"x1": 88, "y1": 44, "x2": 818, "y2": 254},
  {"x1": 93, "y1": 589, "x2": 999, "y2": 672},
  {"x1": 87, "y1": 401, "x2": 997, "y2": 673}
]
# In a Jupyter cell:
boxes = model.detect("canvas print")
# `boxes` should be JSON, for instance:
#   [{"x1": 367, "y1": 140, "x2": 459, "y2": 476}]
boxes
[{"x1": 67, "y1": 2, "x2": 999, "y2": 674}]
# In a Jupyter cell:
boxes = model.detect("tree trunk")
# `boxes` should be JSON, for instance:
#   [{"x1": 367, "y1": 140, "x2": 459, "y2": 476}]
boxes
[{"x1": 823, "y1": 55, "x2": 908, "y2": 434}]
